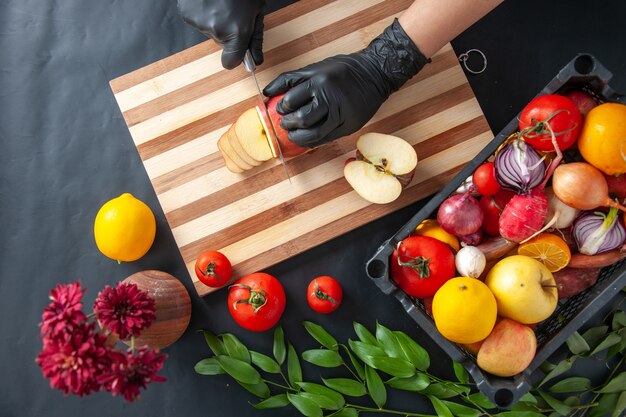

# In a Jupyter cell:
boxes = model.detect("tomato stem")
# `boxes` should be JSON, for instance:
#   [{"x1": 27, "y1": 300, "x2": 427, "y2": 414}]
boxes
[
  {"x1": 202, "y1": 262, "x2": 222, "y2": 280},
  {"x1": 312, "y1": 283, "x2": 337, "y2": 304},
  {"x1": 230, "y1": 283, "x2": 268, "y2": 313},
  {"x1": 397, "y1": 254, "x2": 431, "y2": 278},
  {"x1": 520, "y1": 108, "x2": 577, "y2": 139}
]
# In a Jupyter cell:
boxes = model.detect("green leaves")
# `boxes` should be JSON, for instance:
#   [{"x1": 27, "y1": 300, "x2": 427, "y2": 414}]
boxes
[
  {"x1": 354, "y1": 322, "x2": 378, "y2": 346},
  {"x1": 303, "y1": 321, "x2": 338, "y2": 350},
  {"x1": 250, "y1": 351, "x2": 281, "y2": 374},
  {"x1": 376, "y1": 322, "x2": 405, "y2": 359},
  {"x1": 442, "y1": 400, "x2": 481, "y2": 417},
  {"x1": 596, "y1": 371, "x2": 626, "y2": 393},
  {"x1": 385, "y1": 374, "x2": 430, "y2": 392},
  {"x1": 429, "y1": 395, "x2": 453, "y2": 417},
  {"x1": 368, "y1": 356, "x2": 415, "y2": 378},
  {"x1": 453, "y1": 361, "x2": 470, "y2": 384},
  {"x1": 194, "y1": 357, "x2": 224, "y2": 375},
  {"x1": 538, "y1": 391, "x2": 572, "y2": 416},
  {"x1": 539, "y1": 358, "x2": 576, "y2": 387},
  {"x1": 365, "y1": 365, "x2": 386, "y2": 408},
  {"x1": 222, "y1": 334, "x2": 250, "y2": 363},
  {"x1": 216, "y1": 355, "x2": 261, "y2": 385},
  {"x1": 548, "y1": 377, "x2": 591, "y2": 393},
  {"x1": 274, "y1": 326, "x2": 286, "y2": 365},
  {"x1": 252, "y1": 394, "x2": 289, "y2": 409},
  {"x1": 296, "y1": 382, "x2": 345, "y2": 410},
  {"x1": 202, "y1": 329, "x2": 225, "y2": 356},
  {"x1": 287, "y1": 393, "x2": 322, "y2": 417},
  {"x1": 565, "y1": 331, "x2": 590, "y2": 355},
  {"x1": 394, "y1": 331, "x2": 430, "y2": 371},
  {"x1": 323, "y1": 378, "x2": 367, "y2": 397},
  {"x1": 302, "y1": 349, "x2": 343, "y2": 368},
  {"x1": 195, "y1": 310, "x2": 626, "y2": 417},
  {"x1": 288, "y1": 342, "x2": 303, "y2": 387}
]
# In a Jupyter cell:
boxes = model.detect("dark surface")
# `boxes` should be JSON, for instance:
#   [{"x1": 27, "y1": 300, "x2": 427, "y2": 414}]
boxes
[{"x1": 0, "y1": 1, "x2": 624, "y2": 417}]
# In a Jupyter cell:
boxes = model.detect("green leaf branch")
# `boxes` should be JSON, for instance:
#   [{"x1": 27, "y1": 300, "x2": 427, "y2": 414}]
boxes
[{"x1": 194, "y1": 310, "x2": 625, "y2": 417}]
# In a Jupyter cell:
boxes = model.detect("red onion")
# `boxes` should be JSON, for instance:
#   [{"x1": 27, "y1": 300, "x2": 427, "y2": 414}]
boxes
[
  {"x1": 459, "y1": 229, "x2": 483, "y2": 246},
  {"x1": 573, "y1": 207, "x2": 626, "y2": 255},
  {"x1": 437, "y1": 191, "x2": 484, "y2": 236},
  {"x1": 495, "y1": 139, "x2": 546, "y2": 194}
]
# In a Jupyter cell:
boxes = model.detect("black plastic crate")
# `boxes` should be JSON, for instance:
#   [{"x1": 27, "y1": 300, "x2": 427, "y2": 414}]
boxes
[{"x1": 365, "y1": 54, "x2": 626, "y2": 409}]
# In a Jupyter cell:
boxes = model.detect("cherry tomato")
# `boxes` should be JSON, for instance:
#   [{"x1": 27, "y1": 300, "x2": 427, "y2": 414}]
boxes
[
  {"x1": 519, "y1": 94, "x2": 582, "y2": 152},
  {"x1": 479, "y1": 189, "x2": 515, "y2": 236},
  {"x1": 473, "y1": 162, "x2": 501, "y2": 196},
  {"x1": 194, "y1": 250, "x2": 232, "y2": 288},
  {"x1": 390, "y1": 236, "x2": 455, "y2": 298},
  {"x1": 227, "y1": 273, "x2": 286, "y2": 332},
  {"x1": 307, "y1": 276, "x2": 343, "y2": 314}
]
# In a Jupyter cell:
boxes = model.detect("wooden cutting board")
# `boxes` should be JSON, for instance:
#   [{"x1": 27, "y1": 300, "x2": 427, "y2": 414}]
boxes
[{"x1": 110, "y1": 0, "x2": 493, "y2": 297}]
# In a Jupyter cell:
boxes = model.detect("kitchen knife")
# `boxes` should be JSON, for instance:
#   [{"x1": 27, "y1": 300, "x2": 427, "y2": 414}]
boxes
[{"x1": 243, "y1": 51, "x2": 292, "y2": 183}]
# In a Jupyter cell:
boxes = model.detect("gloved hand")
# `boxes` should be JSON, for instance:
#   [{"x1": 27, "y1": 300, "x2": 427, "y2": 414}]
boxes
[
  {"x1": 263, "y1": 19, "x2": 430, "y2": 148},
  {"x1": 177, "y1": 0, "x2": 265, "y2": 69}
]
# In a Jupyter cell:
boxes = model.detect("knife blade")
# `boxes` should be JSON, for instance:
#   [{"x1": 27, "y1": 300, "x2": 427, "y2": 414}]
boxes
[{"x1": 243, "y1": 51, "x2": 292, "y2": 183}]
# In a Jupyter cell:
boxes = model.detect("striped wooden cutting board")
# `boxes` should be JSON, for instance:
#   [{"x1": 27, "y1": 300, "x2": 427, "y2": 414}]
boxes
[{"x1": 110, "y1": 0, "x2": 493, "y2": 297}]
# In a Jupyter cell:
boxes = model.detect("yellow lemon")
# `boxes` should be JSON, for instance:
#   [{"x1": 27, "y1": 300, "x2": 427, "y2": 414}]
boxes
[
  {"x1": 414, "y1": 219, "x2": 460, "y2": 252},
  {"x1": 94, "y1": 193, "x2": 156, "y2": 262},
  {"x1": 432, "y1": 277, "x2": 497, "y2": 344}
]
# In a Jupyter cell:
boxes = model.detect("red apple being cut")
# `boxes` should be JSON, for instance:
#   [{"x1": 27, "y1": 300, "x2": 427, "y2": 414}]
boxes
[{"x1": 256, "y1": 94, "x2": 308, "y2": 158}]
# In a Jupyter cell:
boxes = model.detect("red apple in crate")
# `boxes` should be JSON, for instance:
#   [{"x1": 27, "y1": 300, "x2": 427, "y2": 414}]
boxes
[
  {"x1": 476, "y1": 318, "x2": 537, "y2": 377},
  {"x1": 563, "y1": 90, "x2": 597, "y2": 117},
  {"x1": 256, "y1": 94, "x2": 308, "y2": 158},
  {"x1": 605, "y1": 173, "x2": 626, "y2": 204},
  {"x1": 344, "y1": 133, "x2": 418, "y2": 204}
]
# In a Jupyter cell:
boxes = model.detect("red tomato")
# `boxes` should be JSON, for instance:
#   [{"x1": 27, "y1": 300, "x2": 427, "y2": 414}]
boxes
[
  {"x1": 227, "y1": 273, "x2": 286, "y2": 332},
  {"x1": 390, "y1": 236, "x2": 455, "y2": 298},
  {"x1": 307, "y1": 276, "x2": 343, "y2": 314},
  {"x1": 473, "y1": 162, "x2": 501, "y2": 196},
  {"x1": 519, "y1": 94, "x2": 582, "y2": 152},
  {"x1": 480, "y1": 189, "x2": 515, "y2": 236},
  {"x1": 194, "y1": 250, "x2": 232, "y2": 288}
]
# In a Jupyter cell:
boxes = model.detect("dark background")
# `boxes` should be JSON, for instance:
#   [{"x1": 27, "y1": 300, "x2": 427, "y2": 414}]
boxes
[{"x1": 1, "y1": 1, "x2": 625, "y2": 416}]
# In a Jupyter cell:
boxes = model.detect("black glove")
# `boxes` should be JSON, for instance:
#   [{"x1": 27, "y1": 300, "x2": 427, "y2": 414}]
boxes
[
  {"x1": 263, "y1": 19, "x2": 430, "y2": 148},
  {"x1": 177, "y1": 0, "x2": 265, "y2": 69}
]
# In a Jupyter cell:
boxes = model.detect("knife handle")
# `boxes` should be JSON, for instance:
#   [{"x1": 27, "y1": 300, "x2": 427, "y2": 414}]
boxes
[{"x1": 243, "y1": 50, "x2": 256, "y2": 73}]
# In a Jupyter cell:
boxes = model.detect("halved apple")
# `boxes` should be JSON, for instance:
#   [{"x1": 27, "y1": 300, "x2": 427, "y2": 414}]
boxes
[
  {"x1": 256, "y1": 94, "x2": 308, "y2": 158},
  {"x1": 234, "y1": 108, "x2": 274, "y2": 162},
  {"x1": 344, "y1": 133, "x2": 418, "y2": 204}
]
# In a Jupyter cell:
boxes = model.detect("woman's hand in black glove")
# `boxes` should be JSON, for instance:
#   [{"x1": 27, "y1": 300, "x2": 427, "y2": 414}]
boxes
[
  {"x1": 177, "y1": 0, "x2": 265, "y2": 69},
  {"x1": 263, "y1": 19, "x2": 429, "y2": 148}
]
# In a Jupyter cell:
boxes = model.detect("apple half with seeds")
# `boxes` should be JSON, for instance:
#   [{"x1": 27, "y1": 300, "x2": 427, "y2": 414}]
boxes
[{"x1": 344, "y1": 133, "x2": 418, "y2": 204}]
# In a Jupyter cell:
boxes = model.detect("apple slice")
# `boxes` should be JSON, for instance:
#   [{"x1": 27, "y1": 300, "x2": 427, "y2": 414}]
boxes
[
  {"x1": 344, "y1": 133, "x2": 418, "y2": 204},
  {"x1": 225, "y1": 125, "x2": 262, "y2": 167},
  {"x1": 234, "y1": 108, "x2": 274, "y2": 162},
  {"x1": 217, "y1": 132, "x2": 253, "y2": 172},
  {"x1": 217, "y1": 136, "x2": 244, "y2": 173}
]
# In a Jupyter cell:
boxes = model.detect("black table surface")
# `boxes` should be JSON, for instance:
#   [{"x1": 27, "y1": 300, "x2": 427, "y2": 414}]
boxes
[{"x1": 1, "y1": 1, "x2": 625, "y2": 416}]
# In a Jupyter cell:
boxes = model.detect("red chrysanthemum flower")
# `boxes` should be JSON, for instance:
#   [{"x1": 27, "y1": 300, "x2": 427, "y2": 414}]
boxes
[
  {"x1": 40, "y1": 282, "x2": 87, "y2": 339},
  {"x1": 36, "y1": 321, "x2": 109, "y2": 396},
  {"x1": 99, "y1": 347, "x2": 167, "y2": 402},
  {"x1": 93, "y1": 282, "x2": 156, "y2": 340}
]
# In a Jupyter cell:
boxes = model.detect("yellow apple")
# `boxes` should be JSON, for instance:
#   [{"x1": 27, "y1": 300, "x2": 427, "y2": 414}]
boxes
[
  {"x1": 477, "y1": 318, "x2": 537, "y2": 377},
  {"x1": 485, "y1": 255, "x2": 558, "y2": 324}
]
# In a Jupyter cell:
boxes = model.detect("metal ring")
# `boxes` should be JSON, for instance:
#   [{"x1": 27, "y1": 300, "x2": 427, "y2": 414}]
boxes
[{"x1": 458, "y1": 49, "x2": 487, "y2": 74}]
